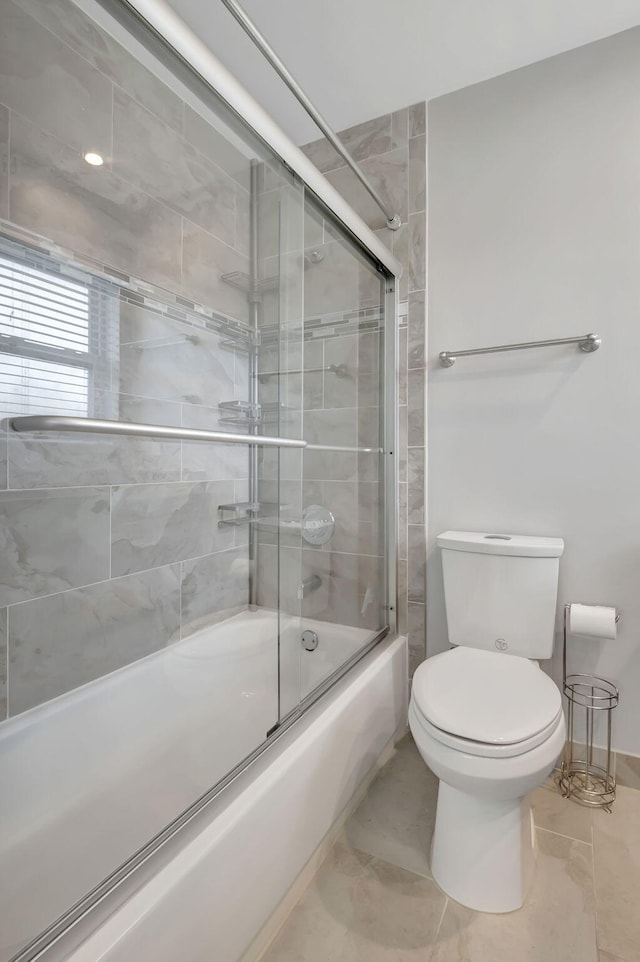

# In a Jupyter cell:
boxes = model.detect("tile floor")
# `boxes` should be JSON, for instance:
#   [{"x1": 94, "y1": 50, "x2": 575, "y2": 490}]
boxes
[{"x1": 260, "y1": 734, "x2": 640, "y2": 962}]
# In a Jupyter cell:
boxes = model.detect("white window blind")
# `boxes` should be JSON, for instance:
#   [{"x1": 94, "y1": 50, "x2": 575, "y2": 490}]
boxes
[{"x1": 0, "y1": 253, "x2": 115, "y2": 419}]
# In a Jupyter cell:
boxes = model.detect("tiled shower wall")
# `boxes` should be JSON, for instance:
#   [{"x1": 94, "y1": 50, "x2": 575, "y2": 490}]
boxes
[
  {"x1": 0, "y1": 0, "x2": 257, "y2": 718},
  {"x1": 303, "y1": 104, "x2": 427, "y2": 671}
]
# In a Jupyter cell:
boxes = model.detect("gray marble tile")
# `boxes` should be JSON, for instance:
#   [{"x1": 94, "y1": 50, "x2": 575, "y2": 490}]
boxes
[
  {"x1": 407, "y1": 369, "x2": 425, "y2": 447},
  {"x1": 398, "y1": 404, "x2": 408, "y2": 484},
  {"x1": 8, "y1": 395, "x2": 182, "y2": 489},
  {"x1": 529, "y1": 780, "x2": 593, "y2": 842},
  {"x1": 392, "y1": 223, "x2": 409, "y2": 300},
  {"x1": 357, "y1": 331, "x2": 382, "y2": 409},
  {"x1": 113, "y1": 90, "x2": 237, "y2": 247},
  {"x1": 408, "y1": 213, "x2": 426, "y2": 292},
  {"x1": 8, "y1": 565, "x2": 181, "y2": 715},
  {"x1": 326, "y1": 552, "x2": 384, "y2": 631},
  {"x1": 0, "y1": 608, "x2": 6, "y2": 719},
  {"x1": 409, "y1": 135, "x2": 426, "y2": 215},
  {"x1": 19, "y1": 0, "x2": 184, "y2": 132},
  {"x1": 408, "y1": 604, "x2": 426, "y2": 675},
  {"x1": 10, "y1": 113, "x2": 183, "y2": 290},
  {"x1": 0, "y1": 105, "x2": 8, "y2": 219},
  {"x1": 408, "y1": 291, "x2": 426, "y2": 370},
  {"x1": 409, "y1": 102, "x2": 426, "y2": 138},
  {"x1": 325, "y1": 149, "x2": 409, "y2": 232},
  {"x1": 323, "y1": 481, "x2": 381, "y2": 557},
  {"x1": 262, "y1": 840, "x2": 446, "y2": 962},
  {"x1": 304, "y1": 407, "x2": 357, "y2": 448},
  {"x1": 183, "y1": 106, "x2": 250, "y2": 189},
  {"x1": 345, "y1": 735, "x2": 436, "y2": 879},
  {"x1": 407, "y1": 447, "x2": 425, "y2": 525},
  {"x1": 302, "y1": 112, "x2": 403, "y2": 174},
  {"x1": 324, "y1": 335, "x2": 358, "y2": 408},
  {"x1": 111, "y1": 479, "x2": 235, "y2": 577},
  {"x1": 180, "y1": 546, "x2": 249, "y2": 637},
  {"x1": 304, "y1": 447, "x2": 357, "y2": 483},
  {"x1": 1, "y1": 1, "x2": 112, "y2": 157},
  {"x1": 0, "y1": 487, "x2": 110, "y2": 606},
  {"x1": 0, "y1": 422, "x2": 7, "y2": 491},
  {"x1": 392, "y1": 109, "x2": 409, "y2": 147},
  {"x1": 358, "y1": 406, "x2": 382, "y2": 451},
  {"x1": 304, "y1": 203, "x2": 325, "y2": 249},
  {"x1": 408, "y1": 524, "x2": 426, "y2": 604},
  {"x1": 398, "y1": 328, "x2": 408, "y2": 406},
  {"x1": 593, "y1": 786, "x2": 640, "y2": 961},
  {"x1": 119, "y1": 304, "x2": 235, "y2": 407},
  {"x1": 303, "y1": 239, "x2": 360, "y2": 316},
  {"x1": 181, "y1": 403, "x2": 249, "y2": 484},
  {"x1": 397, "y1": 559, "x2": 408, "y2": 635},
  {"x1": 303, "y1": 340, "x2": 324, "y2": 410},
  {"x1": 614, "y1": 751, "x2": 640, "y2": 791},
  {"x1": 398, "y1": 481, "x2": 408, "y2": 562},
  {"x1": 431, "y1": 830, "x2": 597, "y2": 962},
  {"x1": 181, "y1": 221, "x2": 249, "y2": 323}
]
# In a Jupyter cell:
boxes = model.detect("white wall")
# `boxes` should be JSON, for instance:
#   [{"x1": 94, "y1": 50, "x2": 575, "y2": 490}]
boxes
[{"x1": 427, "y1": 27, "x2": 640, "y2": 755}]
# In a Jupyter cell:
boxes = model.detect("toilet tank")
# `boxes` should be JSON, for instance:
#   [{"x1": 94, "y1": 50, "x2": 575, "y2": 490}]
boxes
[{"x1": 437, "y1": 530, "x2": 564, "y2": 658}]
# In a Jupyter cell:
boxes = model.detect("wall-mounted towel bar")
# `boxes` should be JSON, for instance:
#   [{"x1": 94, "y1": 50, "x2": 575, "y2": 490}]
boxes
[
  {"x1": 439, "y1": 332, "x2": 601, "y2": 368},
  {"x1": 9, "y1": 416, "x2": 307, "y2": 448}
]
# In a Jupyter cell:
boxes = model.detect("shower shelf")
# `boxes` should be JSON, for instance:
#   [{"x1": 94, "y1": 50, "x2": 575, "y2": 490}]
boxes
[
  {"x1": 218, "y1": 501, "x2": 281, "y2": 527},
  {"x1": 217, "y1": 399, "x2": 294, "y2": 426}
]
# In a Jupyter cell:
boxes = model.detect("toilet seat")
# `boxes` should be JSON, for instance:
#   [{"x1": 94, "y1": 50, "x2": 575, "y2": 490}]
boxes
[{"x1": 411, "y1": 646, "x2": 562, "y2": 758}]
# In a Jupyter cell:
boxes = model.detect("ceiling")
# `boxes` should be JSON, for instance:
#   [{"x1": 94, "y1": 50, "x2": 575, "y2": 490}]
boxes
[{"x1": 167, "y1": 0, "x2": 640, "y2": 145}]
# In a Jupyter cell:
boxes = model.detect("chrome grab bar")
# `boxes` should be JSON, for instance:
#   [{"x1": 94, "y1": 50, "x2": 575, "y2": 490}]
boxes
[
  {"x1": 439, "y1": 333, "x2": 601, "y2": 368},
  {"x1": 9, "y1": 416, "x2": 307, "y2": 448}
]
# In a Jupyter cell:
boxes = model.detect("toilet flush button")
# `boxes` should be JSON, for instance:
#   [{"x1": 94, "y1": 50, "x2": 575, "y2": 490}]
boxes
[{"x1": 495, "y1": 639, "x2": 508, "y2": 651}]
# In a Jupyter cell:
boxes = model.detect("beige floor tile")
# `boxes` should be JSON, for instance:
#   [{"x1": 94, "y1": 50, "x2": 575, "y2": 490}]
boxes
[
  {"x1": 261, "y1": 841, "x2": 446, "y2": 962},
  {"x1": 529, "y1": 779, "x2": 593, "y2": 842},
  {"x1": 342, "y1": 733, "x2": 438, "y2": 879},
  {"x1": 599, "y1": 953, "x2": 628, "y2": 962},
  {"x1": 593, "y1": 786, "x2": 640, "y2": 962},
  {"x1": 614, "y1": 753, "x2": 640, "y2": 792},
  {"x1": 430, "y1": 829, "x2": 597, "y2": 962}
]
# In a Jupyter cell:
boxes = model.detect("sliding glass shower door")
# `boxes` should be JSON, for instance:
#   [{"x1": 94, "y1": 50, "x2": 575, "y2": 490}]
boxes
[{"x1": 0, "y1": 2, "x2": 393, "y2": 960}]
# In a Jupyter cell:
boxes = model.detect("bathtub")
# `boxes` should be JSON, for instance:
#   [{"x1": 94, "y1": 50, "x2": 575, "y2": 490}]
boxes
[{"x1": 0, "y1": 609, "x2": 407, "y2": 962}]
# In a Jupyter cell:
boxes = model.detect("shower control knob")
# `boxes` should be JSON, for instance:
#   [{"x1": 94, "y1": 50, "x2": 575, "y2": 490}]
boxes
[{"x1": 301, "y1": 505, "x2": 335, "y2": 546}]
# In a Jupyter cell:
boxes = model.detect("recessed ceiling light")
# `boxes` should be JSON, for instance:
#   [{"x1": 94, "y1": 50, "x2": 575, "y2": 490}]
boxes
[{"x1": 83, "y1": 151, "x2": 104, "y2": 167}]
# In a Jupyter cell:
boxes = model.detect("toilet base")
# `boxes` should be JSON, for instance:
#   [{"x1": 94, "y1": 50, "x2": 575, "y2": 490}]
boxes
[{"x1": 431, "y1": 782, "x2": 537, "y2": 913}]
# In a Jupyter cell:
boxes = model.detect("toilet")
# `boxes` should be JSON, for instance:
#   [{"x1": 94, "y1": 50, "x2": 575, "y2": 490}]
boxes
[{"x1": 409, "y1": 530, "x2": 566, "y2": 914}]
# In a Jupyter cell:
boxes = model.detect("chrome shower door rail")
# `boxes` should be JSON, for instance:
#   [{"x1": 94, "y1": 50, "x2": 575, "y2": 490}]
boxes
[
  {"x1": 9, "y1": 415, "x2": 308, "y2": 448},
  {"x1": 219, "y1": 0, "x2": 401, "y2": 230}
]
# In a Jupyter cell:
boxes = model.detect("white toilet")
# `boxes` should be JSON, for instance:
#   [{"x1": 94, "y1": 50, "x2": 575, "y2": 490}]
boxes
[{"x1": 409, "y1": 530, "x2": 566, "y2": 914}]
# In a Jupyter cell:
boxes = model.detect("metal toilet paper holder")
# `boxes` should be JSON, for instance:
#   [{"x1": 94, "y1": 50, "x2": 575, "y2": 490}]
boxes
[{"x1": 557, "y1": 604, "x2": 620, "y2": 812}]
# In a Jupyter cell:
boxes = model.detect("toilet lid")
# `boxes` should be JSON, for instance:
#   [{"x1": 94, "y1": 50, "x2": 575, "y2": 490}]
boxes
[{"x1": 412, "y1": 647, "x2": 562, "y2": 745}]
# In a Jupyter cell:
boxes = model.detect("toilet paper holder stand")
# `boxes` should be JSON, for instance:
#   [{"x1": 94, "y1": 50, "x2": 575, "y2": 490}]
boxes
[{"x1": 558, "y1": 604, "x2": 620, "y2": 812}]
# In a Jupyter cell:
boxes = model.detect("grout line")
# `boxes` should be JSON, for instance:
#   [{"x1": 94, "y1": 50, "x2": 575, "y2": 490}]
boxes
[
  {"x1": 534, "y1": 825, "x2": 592, "y2": 846},
  {"x1": 429, "y1": 897, "x2": 449, "y2": 960}
]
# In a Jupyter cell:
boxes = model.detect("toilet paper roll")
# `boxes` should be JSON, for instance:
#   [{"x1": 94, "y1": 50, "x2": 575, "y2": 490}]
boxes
[{"x1": 568, "y1": 603, "x2": 618, "y2": 640}]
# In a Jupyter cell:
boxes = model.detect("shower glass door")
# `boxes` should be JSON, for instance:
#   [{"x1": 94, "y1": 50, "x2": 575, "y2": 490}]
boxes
[{"x1": 0, "y1": 1, "x2": 391, "y2": 960}]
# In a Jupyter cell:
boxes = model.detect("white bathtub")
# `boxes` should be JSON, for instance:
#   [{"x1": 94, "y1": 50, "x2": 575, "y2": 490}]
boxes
[{"x1": 0, "y1": 609, "x2": 406, "y2": 962}]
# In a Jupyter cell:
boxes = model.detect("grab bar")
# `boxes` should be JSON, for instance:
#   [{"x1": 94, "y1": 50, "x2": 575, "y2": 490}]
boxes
[
  {"x1": 439, "y1": 333, "x2": 601, "y2": 368},
  {"x1": 9, "y1": 416, "x2": 307, "y2": 448}
]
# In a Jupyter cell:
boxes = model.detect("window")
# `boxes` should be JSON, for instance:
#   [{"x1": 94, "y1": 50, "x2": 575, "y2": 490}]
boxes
[{"x1": 0, "y1": 250, "x2": 116, "y2": 419}]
